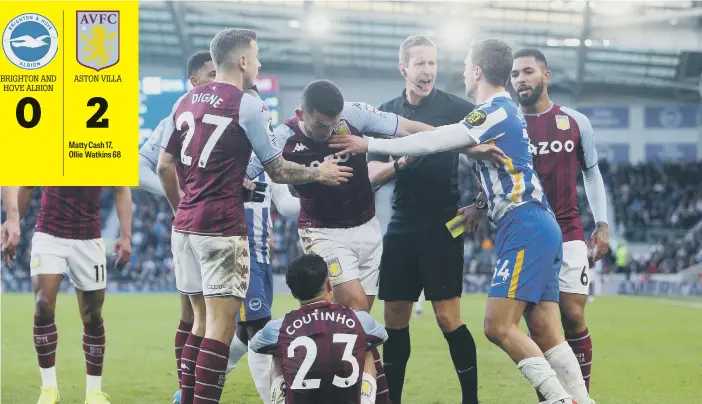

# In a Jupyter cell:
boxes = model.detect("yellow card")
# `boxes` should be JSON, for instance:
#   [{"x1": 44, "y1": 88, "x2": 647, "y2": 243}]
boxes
[
  {"x1": 445, "y1": 215, "x2": 466, "y2": 238},
  {"x1": 0, "y1": 2, "x2": 139, "y2": 185}
]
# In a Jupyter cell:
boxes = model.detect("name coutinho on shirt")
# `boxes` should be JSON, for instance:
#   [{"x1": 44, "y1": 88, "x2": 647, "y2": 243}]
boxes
[{"x1": 284, "y1": 309, "x2": 359, "y2": 336}]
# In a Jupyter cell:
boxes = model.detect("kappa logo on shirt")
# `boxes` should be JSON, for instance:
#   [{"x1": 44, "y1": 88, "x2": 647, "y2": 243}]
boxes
[{"x1": 292, "y1": 143, "x2": 308, "y2": 152}]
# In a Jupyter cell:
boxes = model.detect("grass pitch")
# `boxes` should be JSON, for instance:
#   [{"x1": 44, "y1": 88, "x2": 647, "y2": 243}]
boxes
[{"x1": 2, "y1": 293, "x2": 701, "y2": 404}]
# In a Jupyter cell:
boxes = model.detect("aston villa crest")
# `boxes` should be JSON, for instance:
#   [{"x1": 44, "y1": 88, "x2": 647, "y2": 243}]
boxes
[{"x1": 77, "y1": 11, "x2": 119, "y2": 71}]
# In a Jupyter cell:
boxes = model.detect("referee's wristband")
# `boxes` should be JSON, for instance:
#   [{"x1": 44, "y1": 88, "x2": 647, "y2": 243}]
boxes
[{"x1": 393, "y1": 159, "x2": 400, "y2": 172}]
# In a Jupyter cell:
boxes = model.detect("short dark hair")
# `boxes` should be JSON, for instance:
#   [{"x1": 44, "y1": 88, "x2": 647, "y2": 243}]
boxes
[
  {"x1": 301, "y1": 79, "x2": 344, "y2": 117},
  {"x1": 513, "y1": 48, "x2": 548, "y2": 70},
  {"x1": 186, "y1": 51, "x2": 213, "y2": 77},
  {"x1": 470, "y1": 39, "x2": 513, "y2": 87},
  {"x1": 209, "y1": 28, "x2": 257, "y2": 71},
  {"x1": 286, "y1": 254, "x2": 329, "y2": 301},
  {"x1": 399, "y1": 35, "x2": 436, "y2": 65}
]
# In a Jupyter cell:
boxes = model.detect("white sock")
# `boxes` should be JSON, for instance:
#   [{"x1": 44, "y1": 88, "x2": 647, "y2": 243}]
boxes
[
  {"x1": 40, "y1": 367, "x2": 57, "y2": 388},
  {"x1": 226, "y1": 335, "x2": 248, "y2": 374},
  {"x1": 545, "y1": 342, "x2": 590, "y2": 404},
  {"x1": 518, "y1": 357, "x2": 570, "y2": 402},
  {"x1": 248, "y1": 347, "x2": 273, "y2": 404},
  {"x1": 86, "y1": 375, "x2": 102, "y2": 394},
  {"x1": 360, "y1": 372, "x2": 377, "y2": 404}
]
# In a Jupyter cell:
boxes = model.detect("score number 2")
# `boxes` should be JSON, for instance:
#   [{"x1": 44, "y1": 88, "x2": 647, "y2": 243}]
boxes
[{"x1": 15, "y1": 96, "x2": 109, "y2": 129}]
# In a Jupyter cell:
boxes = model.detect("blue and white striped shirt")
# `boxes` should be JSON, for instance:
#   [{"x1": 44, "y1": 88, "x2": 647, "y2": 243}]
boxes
[
  {"x1": 462, "y1": 93, "x2": 551, "y2": 223},
  {"x1": 244, "y1": 172, "x2": 300, "y2": 264}
]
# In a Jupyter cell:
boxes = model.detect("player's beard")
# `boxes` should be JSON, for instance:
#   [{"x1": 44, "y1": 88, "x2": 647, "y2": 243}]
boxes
[{"x1": 516, "y1": 82, "x2": 544, "y2": 106}]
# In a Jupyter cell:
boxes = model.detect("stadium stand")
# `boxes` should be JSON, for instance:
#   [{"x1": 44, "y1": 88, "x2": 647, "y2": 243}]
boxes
[
  {"x1": 608, "y1": 161, "x2": 702, "y2": 242},
  {"x1": 4, "y1": 158, "x2": 698, "y2": 287}
]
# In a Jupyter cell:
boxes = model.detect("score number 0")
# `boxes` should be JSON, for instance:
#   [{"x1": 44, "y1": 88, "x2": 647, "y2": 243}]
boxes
[{"x1": 15, "y1": 96, "x2": 110, "y2": 129}]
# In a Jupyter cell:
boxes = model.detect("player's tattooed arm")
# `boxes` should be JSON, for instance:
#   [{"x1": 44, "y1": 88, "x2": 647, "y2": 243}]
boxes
[
  {"x1": 263, "y1": 155, "x2": 318, "y2": 184},
  {"x1": 157, "y1": 151, "x2": 181, "y2": 213},
  {"x1": 264, "y1": 155, "x2": 353, "y2": 186}
]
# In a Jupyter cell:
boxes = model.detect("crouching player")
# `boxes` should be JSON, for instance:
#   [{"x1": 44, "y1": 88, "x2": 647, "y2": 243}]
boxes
[{"x1": 250, "y1": 253, "x2": 388, "y2": 404}]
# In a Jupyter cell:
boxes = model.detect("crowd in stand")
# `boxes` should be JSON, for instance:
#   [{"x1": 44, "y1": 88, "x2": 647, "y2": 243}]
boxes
[
  {"x1": 608, "y1": 161, "x2": 702, "y2": 242},
  {"x1": 2, "y1": 160, "x2": 701, "y2": 291}
]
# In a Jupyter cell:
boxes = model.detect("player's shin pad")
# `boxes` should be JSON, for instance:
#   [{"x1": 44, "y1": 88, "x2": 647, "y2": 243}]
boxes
[{"x1": 361, "y1": 372, "x2": 377, "y2": 404}]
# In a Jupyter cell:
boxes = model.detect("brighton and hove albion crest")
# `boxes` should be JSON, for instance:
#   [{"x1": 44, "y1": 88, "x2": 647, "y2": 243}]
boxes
[
  {"x1": 2, "y1": 13, "x2": 59, "y2": 70},
  {"x1": 77, "y1": 11, "x2": 119, "y2": 71}
]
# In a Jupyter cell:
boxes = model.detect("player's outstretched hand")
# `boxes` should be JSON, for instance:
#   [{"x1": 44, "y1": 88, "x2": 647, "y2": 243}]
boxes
[
  {"x1": 113, "y1": 235, "x2": 132, "y2": 268},
  {"x1": 453, "y1": 204, "x2": 486, "y2": 234},
  {"x1": 461, "y1": 143, "x2": 507, "y2": 165},
  {"x1": 328, "y1": 134, "x2": 369, "y2": 155},
  {"x1": 317, "y1": 157, "x2": 353, "y2": 186},
  {"x1": 590, "y1": 222, "x2": 609, "y2": 262},
  {"x1": 1, "y1": 217, "x2": 20, "y2": 266}
]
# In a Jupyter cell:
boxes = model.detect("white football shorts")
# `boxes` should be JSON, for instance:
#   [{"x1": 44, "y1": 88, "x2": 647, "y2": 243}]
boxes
[
  {"x1": 172, "y1": 231, "x2": 251, "y2": 298},
  {"x1": 298, "y1": 217, "x2": 382, "y2": 296},
  {"x1": 559, "y1": 240, "x2": 590, "y2": 295},
  {"x1": 30, "y1": 231, "x2": 107, "y2": 292}
]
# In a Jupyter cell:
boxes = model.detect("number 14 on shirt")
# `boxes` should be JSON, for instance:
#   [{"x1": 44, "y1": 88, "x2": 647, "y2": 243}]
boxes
[{"x1": 0, "y1": 2, "x2": 139, "y2": 185}]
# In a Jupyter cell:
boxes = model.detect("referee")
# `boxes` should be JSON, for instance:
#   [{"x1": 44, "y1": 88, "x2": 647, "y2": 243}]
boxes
[{"x1": 367, "y1": 35, "x2": 479, "y2": 404}]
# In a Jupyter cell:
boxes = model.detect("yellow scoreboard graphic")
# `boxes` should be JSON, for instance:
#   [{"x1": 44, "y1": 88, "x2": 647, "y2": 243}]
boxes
[{"x1": 0, "y1": 2, "x2": 138, "y2": 185}]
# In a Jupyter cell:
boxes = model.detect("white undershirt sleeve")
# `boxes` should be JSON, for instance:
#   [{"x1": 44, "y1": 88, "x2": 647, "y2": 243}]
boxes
[
  {"x1": 366, "y1": 123, "x2": 476, "y2": 156},
  {"x1": 582, "y1": 164, "x2": 608, "y2": 225}
]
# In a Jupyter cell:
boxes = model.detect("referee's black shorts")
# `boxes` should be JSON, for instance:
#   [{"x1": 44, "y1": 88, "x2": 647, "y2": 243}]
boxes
[{"x1": 378, "y1": 223, "x2": 464, "y2": 302}]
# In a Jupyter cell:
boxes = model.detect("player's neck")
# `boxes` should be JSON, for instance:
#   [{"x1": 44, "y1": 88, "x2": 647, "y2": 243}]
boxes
[
  {"x1": 404, "y1": 86, "x2": 425, "y2": 106},
  {"x1": 213, "y1": 73, "x2": 245, "y2": 91},
  {"x1": 296, "y1": 121, "x2": 311, "y2": 139},
  {"x1": 474, "y1": 84, "x2": 506, "y2": 105},
  {"x1": 521, "y1": 96, "x2": 552, "y2": 115},
  {"x1": 299, "y1": 296, "x2": 330, "y2": 306}
]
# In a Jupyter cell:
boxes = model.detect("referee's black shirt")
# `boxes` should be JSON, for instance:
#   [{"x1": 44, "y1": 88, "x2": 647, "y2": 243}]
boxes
[{"x1": 367, "y1": 88, "x2": 474, "y2": 234}]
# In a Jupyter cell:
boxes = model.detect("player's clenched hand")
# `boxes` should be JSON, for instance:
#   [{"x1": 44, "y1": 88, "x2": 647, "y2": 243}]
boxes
[
  {"x1": 328, "y1": 134, "x2": 369, "y2": 155},
  {"x1": 590, "y1": 222, "x2": 609, "y2": 262},
  {"x1": 1, "y1": 217, "x2": 20, "y2": 266},
  {"x1": 453, "y1": 204, "x2": 486, "y2": 234},
  {"x1": 113, "y1": 235, "x2": 132, "y2": 268},
  {"x1": 317, "y1": 157, "x2": 353, "y2": 186},
  {"x1": 242, "y1": 178, "x2": 256, "y2": 202},
  {"x1": 396, "y1": 156, "x2": 418, "y2": 170},
  {"x1": 460, "y1": 143, "x2": 506, "y2": 165}
]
